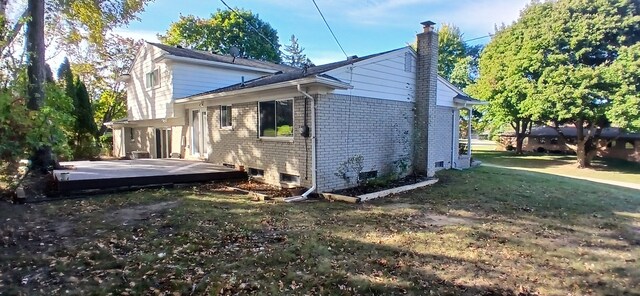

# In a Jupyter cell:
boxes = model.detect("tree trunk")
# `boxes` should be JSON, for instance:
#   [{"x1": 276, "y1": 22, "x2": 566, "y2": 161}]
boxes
[
  {"x1": 26, "y1": 0, "x2": 45, "y2": 110},
  {"x1": 515, "y1": 135, "x2": 525, "y2": 155},
  {"x1": 26, "y1": 0, "x2": 56, "y2": 173},
  {"x1": 576, "y1": 140, "x2": 588, "y2": 168}
]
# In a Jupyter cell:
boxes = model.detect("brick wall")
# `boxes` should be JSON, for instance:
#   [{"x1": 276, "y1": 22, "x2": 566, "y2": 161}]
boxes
[
  {"x1": 414, "y1": 23, "x2": 439, "y2": 177},
  {"x1": 431, "y1": 106, "x2": 459, "y2": 170},
  {"x1": 206, "y1": 97, "x2": 313, "y2": 188},
  {"x1": 315, "y1": 94, "x2": 414, "y2": 192}
]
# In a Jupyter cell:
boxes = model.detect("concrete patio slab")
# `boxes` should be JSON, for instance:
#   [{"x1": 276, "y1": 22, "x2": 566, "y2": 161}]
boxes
[
  {"x1": 54, "y1": 159, "x2": 235, "y2": 181},
  {"x1": 52, "y1": 159, "x2": 246, "y2": 193}
]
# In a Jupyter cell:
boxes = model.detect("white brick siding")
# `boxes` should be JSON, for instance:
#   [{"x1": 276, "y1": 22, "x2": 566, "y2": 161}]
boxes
[{"x1": 315, "y1": 94, "x2": 414, "y2": 192}]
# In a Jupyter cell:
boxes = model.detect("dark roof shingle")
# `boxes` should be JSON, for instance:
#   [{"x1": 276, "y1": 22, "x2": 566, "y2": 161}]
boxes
[{"x1": 148, "y1": 42, "x2": 294, "y2": 72}]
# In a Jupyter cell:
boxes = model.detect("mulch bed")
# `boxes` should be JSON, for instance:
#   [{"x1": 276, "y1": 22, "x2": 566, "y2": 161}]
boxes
[
  {"x1": 332, "y1": 174, "x2": 432, "y2": 197},
  {"x1": 198, "y1": 180, "x2": 302, "y2": 198}
]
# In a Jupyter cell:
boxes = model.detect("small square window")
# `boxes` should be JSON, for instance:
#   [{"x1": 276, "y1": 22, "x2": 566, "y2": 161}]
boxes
[
  {"x1": 435, "y1": 161, "x2": 445, "y2": 168},
  {"x1": 359, "y1": 171, "x2": 378, "y2": 180},
  {"x1": 280, "y1": 173, "x2": 300, "y2": 184},
  {"x1": 220, "y1": 105, "x2": 232, "y2": 129},
  {"x1": 248, "y1": 168, "x2": 264, "y2": 178},
  {"x1": 145, "y1": 68, "x2": 160, "y2": 89}
]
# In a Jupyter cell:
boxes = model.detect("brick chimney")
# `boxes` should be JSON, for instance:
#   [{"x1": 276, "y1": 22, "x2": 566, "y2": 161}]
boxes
[{"x1": 413, "y1": 21, "x2": 438, "y2": 176}]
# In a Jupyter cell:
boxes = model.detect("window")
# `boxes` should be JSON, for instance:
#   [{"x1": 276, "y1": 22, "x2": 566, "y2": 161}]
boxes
[
  {"x1": 359, "y1": 171, "x2": 378, "y2": 180},
  {"x1": 537, "y1": 137, "x2": 546, "y2": 144},
  {"x1": 607, "y1": 140, "x2": 616, "y2": 148},
  {"x1": 550, "y1": 137, "x2": 559, "y2": 145},
  {"x1": 220, "y1": 105, "x2": 232, "y2": 129},
  {"x1": 259, "y1": 99, "x2": 293, "y2": 137},
  {"x1": 404, "y1": 52, "x2": 415, "y2": 73},
  {"x1": 280, "y1": 173, "x2": 300, "y2": 184},
  {"x1": 435, "y1": 161, "x2": 445, "y2": 168},
  {"x1": 145, "y1": 68, "x2": 160, "y2": 88},
  {"x1": 625, "y1": 141, "x2": 635, "y2": 150},
  {"x1": 248, "y1": 168, "x2": 264, "y2": 178}
]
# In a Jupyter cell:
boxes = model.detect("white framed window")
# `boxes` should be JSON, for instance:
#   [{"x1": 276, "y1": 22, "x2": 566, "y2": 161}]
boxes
[
  {"x1": 220, "y1": 105, "x2": 232, "y2": 129},
  {"x1": 258, "y1": 99, "x2": 294, "y2": 138},
  {"x1": 145, "y1": 68, "x2": 160, "y2": 89},
  {"x1": 404, "y1": 52, "x2": 415, "y2": 73}
]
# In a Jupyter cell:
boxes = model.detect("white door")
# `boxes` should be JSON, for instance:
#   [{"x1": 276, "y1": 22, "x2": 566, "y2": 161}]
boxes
[{"x1": 190, "y1": 109, "x2": 209, "y2": 159}]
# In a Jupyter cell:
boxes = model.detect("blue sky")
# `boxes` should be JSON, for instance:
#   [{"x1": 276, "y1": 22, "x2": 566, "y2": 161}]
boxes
[{"x1": 120, "y1": 0, "x2": 531, "y2": 64}]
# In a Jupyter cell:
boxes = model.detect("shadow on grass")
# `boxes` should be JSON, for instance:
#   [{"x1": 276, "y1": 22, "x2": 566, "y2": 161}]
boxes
[
  {"x1": 474, "y1": 151, "x2": 640, "y2": 175},
  {"x1": 2, "y1": 167, "x2": 639, "y2": 295}
]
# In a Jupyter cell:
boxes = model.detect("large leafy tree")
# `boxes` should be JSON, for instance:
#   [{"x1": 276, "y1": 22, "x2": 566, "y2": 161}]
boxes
[
  {"x1": 159, "y1": 9, "x2": 282, "y2": 63},
  {"x1": 467, "y1": 3, "x2": 552, "y2": 154},
  {"x1": 0, "y1": 0, "x2": 150, "y2": 173},
  {"x1": 438, "y1": 23, "x2": 466, "y2": 80},
  {"x1": 534, "y1": 0, "x2": 640, "y2": 167},
  {"x1": 470, "y1": 0, "x2": 640, "y2": 167}
]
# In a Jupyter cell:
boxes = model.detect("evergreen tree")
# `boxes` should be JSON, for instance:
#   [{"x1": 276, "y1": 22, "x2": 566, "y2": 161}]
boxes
[{"x1": 283, "y1": 35, "x2": 312, "y2": 68}]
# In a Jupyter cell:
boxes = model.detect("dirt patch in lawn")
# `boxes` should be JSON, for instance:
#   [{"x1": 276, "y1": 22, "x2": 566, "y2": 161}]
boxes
[
  {"x1": 109, "y1": 201, "x2": 179, "y2": 224},
  {"x1": 414, "y1": 213, "x2": 476, "y2": 227},
  {"x1": 198, "y1": 180, "x2": 300, "y2": 198}
]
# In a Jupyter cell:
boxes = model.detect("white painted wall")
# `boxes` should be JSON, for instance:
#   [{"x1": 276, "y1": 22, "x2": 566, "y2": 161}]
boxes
[
  {"x1": 170, "y1": 63, "x2": 265, "y2": 99},
  {"x1": 325, "y1": 48, "x2": 416, "y2": 102},
  {"x1": 127, "y1": 44, "x2": 173, "y2": 120},
  {"x1": 436, "y1": 78, "x2": 459, "y2": 107}
]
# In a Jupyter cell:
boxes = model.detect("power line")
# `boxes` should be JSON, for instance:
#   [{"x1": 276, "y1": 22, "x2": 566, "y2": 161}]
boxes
[
  {"x1": 219, "y1": 0, "x2": 281, "y2": 53},
  {"x1": 463, "y1": 34, "x2": 492, "y2": 43},
  {"x1": 311, "y1": 0, "x2": 348, "y2": 59}
]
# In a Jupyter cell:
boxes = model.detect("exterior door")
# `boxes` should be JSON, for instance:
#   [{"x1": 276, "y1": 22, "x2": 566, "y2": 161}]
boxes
[
  {"x1": 155, "y1": 128, "x2": 171, "y2": 158},
  {"x1": 190, "y1": 109, "x2": 209, "y2": 159}
]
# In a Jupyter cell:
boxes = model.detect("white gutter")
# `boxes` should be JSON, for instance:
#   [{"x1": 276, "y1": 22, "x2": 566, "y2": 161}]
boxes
[
  {"x1": 285, "y1": 84, "x2": 318, "y2": 202},
  {"x1": 174, "y1": 76, "x2": 351, "y2": 105},
  {"x1": 159, "y1": 55, "x2": 281, "y2": 74}
]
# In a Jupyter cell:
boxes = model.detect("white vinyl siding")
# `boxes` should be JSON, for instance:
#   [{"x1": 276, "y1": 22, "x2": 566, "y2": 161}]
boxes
[
  {"x1": 436, "y1": 79, "x2": 460, "y2": 107},
  {"x1": 325, "y1": 48, "x2": 416, "y2": 102},
  {"x1": 126, "y1": 44, "x2": 172, "y2": 120},
  {"x1": 171, "y1": 63, "x2": 265, "y2": 99}
]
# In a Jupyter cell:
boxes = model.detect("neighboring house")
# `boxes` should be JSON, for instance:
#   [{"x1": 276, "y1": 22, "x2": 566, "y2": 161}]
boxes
[
  {"x1": 499, "y1": 126, "x2": 640, "y2": 163},
  {"x1": 107, "y1": 21, "x2": 485, "y2": 192}
]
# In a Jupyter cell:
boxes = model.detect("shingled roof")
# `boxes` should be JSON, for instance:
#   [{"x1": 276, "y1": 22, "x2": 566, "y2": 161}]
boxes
[
  {"x1": 180, "y1": 47, "x2": 407, "y2": 99},
  {"x1": 148, "y1": 42, "x2": 295, "y2": 72}
]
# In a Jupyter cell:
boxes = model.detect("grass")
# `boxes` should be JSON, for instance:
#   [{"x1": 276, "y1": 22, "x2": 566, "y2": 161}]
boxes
[
  {"x1": 1, "y1": 167, "x2": 639, "y2": 295},
  {"x1": 474, "y1": 150, "x2": 640, "y2": 185}
]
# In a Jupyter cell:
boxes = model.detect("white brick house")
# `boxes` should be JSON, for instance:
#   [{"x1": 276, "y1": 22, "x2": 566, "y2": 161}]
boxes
[{"x1": 108, "y1": 21, "x2": 485, "y2": 193}]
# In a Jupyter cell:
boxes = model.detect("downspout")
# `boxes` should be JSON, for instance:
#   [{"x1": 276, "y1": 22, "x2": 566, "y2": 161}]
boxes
[
  {"x1": 451, "y1": 109, "x2": 456, "y2": 169},
  {"x1": 285, "y1": 85, "x2": 317, "y2": 202}
]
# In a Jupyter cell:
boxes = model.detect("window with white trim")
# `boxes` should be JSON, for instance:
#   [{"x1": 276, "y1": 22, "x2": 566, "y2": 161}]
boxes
[
  {"x1": 145, "y1": 68, "x2": 160, "y2": 89},
  {"x1": 220, "y1": 105, "x2": 232, "y2": 129},
  {"x1": 259, "y1": 99, "x2": 294, "y2": 137}
]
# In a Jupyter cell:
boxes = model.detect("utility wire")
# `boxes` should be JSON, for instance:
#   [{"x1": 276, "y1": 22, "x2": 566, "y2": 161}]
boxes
[
  {"x1": 311, "y1": 0, "x2": 348, "y2": 59},
  {"x1": 219, "y1": 0, "x2": 282, "y2": 53},
  {"x1": 463, "y1": 34, "x2": 492, "y2": 43}
]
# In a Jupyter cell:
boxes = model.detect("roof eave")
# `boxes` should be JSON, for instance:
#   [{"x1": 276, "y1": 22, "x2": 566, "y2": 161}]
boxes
[
  {"x1": 454, "y1": 98, "x2": 488, "y2": 106},
  {"x1": 175, "y1": 76, "x2": 352, "y2": 104},
  {"x1": 159, "y1": 55, "x2": 280, "y2": 74}
]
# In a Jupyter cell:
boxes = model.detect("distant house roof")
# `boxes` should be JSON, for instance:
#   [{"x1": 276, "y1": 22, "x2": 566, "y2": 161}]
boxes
[
  {"x1": 179, "y1": 48, "x2": 406, "y2": 100},
  {"x1": 148, "y1": 42, "x2": 295, "y2": 72},
  {"x1": 503, "y1": 126, "x2": 640, "y2": 140}
]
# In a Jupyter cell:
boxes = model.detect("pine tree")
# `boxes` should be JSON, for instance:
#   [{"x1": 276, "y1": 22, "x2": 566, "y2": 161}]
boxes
[{"x1": 283, "y1": 35, "x2": 312, "y2": 68}]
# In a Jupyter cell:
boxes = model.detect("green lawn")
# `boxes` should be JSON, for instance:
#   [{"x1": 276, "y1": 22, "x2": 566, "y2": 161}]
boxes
[
  {"x1": 1, "y1": 167, "x2": 639, "y2": 295},
  {"x1": 474, "y1": 150, "x2": 640, "y2": 185}
]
